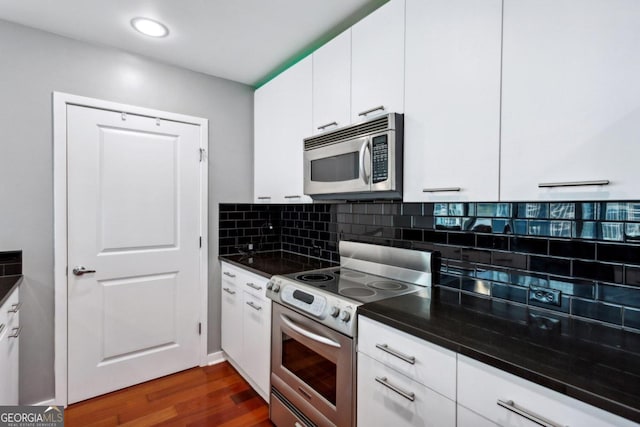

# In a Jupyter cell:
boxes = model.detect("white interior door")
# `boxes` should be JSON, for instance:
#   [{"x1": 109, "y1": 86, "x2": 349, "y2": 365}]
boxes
[{"x1": 66, "y1": 105, "x2": 202, "y2": 403}]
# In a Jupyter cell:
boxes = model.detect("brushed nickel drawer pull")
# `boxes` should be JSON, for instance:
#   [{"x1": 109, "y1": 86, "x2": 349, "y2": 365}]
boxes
[
  {"x1": 284, "y1": 195, "x2": 301, "y2": 199},
  {"x1": 375, "y1": 376, "x2": 415, "y2": 402},
  {"x1": 375, "y1": 343, "x2": 416, "y2": 364},
  {"x1": 0, "y1": 324, "x2": 5, "y2": 335},
  {"x1": 8, "y1": 302, "x2": 22, "y2": 313},
  {"x1": 538, "y1": 180, "x2": 609, "y2": 188},
  {"x1": 223, "y1": 271, "x2": 236, "y2": 278},
  {"x1": 222, "y1": 287, "x2": 236, "y2": 295},
  {"x1": 497, "y1": 399, "x2": 565, "y2": 427},
  {"x1": 8, "y1": 326, "x2": 22, "y2": 339},
  {"x1": 358, "y1": 105, "x2": 385, "y2": 117},
  {"x1": 246, "y1": 282, "x2": 262, "y2": 291},
  {"x1": 246, "y1": 301, "x2": 262, "y2": 311},
  {"x1": 257, "y1": 196, "x2": 271, "y2": 200},
  {"x1": 422, "y1": 187, "x2": 462, "y2": 193},
  {"x1": 317, "y1": 121, "x2": 338, "y2": 130}
]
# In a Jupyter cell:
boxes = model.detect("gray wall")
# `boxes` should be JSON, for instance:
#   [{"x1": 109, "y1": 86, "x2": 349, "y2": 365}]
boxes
[{"x1": 0, "y1": 19, "x2": 254, "y2": 404}]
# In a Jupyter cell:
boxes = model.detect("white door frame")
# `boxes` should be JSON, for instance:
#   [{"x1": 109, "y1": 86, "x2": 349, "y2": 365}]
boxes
[{"x1": 53, "y1": 92, "x2": 209, "y2": 406}]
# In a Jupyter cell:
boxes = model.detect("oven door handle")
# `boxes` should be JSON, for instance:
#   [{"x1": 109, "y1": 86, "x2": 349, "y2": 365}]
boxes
[{"x1": 280, "y1": 314, "x2": 341, "y2": 348}]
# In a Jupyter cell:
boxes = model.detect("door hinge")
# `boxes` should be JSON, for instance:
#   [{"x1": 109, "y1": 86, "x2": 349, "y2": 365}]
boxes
[
  {"x1": 199, "y1": 236, "x2": 202, "y2": 248},
  {"x1": 199, "y1": 148, "x2": 207, "y2": 162},
  {"x1": 198, "y1": 322, "x2": 202, "y2": 335}
]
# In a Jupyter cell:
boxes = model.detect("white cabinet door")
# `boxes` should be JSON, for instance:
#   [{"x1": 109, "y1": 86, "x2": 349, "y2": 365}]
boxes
[
  {"x1": 357, "y1": 352, "x2": 455, "y2": 427},
  {"x1": 313, "y1": 29, "x2": 351, "y2": 135},
  {"x1": 458, "y1": 355, "x2": 638, "y2": 427},
  {"x1": 501, "y1": 0, "x2": 640, "y2": 201},
  {"x1": 404, "y1": 0, "x2": 502, "y2": 202},
  {"x1": 242, "y1": 291, "x2": 271, "y2": 400},
  {"x1": 0, "y1": 287, "x2": 19, "y2": 405},
  {"x1": 351, "y1": 0, "x2": 405, "y2": 122},
  {"x1": 220, "y1": 264, "x2": 243, "y2": 364},
  {"x1": 254, "y1": 56, "x2": 313, "y2": 203}
]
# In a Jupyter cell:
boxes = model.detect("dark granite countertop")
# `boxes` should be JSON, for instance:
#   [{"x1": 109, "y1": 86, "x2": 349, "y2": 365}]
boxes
[
  {"x1": 359, "y1": 287, "x2": 640, "y2": 423},
  {"x1": 0, "y1": 275, "x2": 22, "y2": 307},
  {"x1": 219, "y1": 251, "x2": 336, "y2": 278}
]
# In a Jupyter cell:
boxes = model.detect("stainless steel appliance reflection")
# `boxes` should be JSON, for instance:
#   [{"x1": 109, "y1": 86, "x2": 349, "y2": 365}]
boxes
[{"x1": 267, "y1": 241, "x2": 436, "y2": 426}]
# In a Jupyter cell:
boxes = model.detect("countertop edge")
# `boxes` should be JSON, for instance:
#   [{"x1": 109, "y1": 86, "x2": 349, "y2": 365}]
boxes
[
  {"x1": 357, "y1": 307, "x2": 640, "y2": 424},
  {"x1": 0, "y1": 275, "x2": 22, "y2": 307},
  {"x1": 219, "y1": 256, "x2": 272, "y2": 279}
]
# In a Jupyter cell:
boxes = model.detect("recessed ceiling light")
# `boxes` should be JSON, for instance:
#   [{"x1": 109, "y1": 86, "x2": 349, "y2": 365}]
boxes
[{"x1": 130, "y1": 17, "x2": 169, "y2": 38}]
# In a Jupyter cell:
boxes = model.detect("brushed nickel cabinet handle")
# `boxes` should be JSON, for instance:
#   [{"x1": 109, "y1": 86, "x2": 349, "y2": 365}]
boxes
[
  {"x1": 538, "y1": 180, "x2": 609, "y2": 188},
  {"x1": 375, "y1": 376, "x2": 415, "y2": 402},
  {"x1": 8, "y1": 302, "x2": 21, "y2": 313},
  {"x1": 246, "y1": 301, "x2": 262, "y2": 311},
  {"x1": 358, "y1": 105, "x2": 385, "y2": 117},
  {"x1": 317, "y1": 121, "x2": 338, "y2": 130},
  {"x1": 223, "y1": 271, "x2": 236, "y2": 278},
  {"x1": 284, "y1": 195, "x2": 301, "y2": 199},
  {"x1": 375, "y1": 343, "x2": 416, "y2": 364},
  {"x1": 246, "y1": 282, "x2": 262, "y2": 291},
  {"x1": 222, "y1": 287, "x2": 236, "y2": 295},
  {"x1": 257, "y1": 196, "x2": 272, "y2": 200},
  {"x1": 0, "y1": 324, "x2": 5, "y2": 335},
  {"x1": 497, "y1": 399, "x2": 565, "y2": 427},
  {"x1": 8, "y1": 326, "x2": 22, "y2": 339},
  {"x1": 422, "y1": 187, "x2": 462, "y2": 193}
]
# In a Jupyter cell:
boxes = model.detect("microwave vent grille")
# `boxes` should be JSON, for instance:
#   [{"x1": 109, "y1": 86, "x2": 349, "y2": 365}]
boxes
[{"x1": 304, "y1": 115, "x2": 391, "y2": 150}]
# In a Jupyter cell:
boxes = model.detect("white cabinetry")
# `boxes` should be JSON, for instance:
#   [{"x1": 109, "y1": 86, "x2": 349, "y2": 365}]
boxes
[
  {"x1": 351, "y1": 0, "x2": 405, "y2": 122},
  {"x1": 254, "y1": 57, "x2": 312, "y2": 204},
  {"x1": 500, "y1": 0, "x2": 640, "y2": 201},
  {"x1": 312, "y1": 30, "x2": 351, "y2": 134},
  {"x1": 0, "y1": 286, "x2": 20, "y2": 405},
  {"x1": 357, "y1": 316, "x2": 456, "y2": 427},
  {"x1": 403, "y1": 0, "x2": 502, "y2": 202},
  {"x1": 220, "y1": 262, "x2": 271, "y2": 400},
  {"x1": 458, "y1": 355, "x2": 637, "y2": 427}
]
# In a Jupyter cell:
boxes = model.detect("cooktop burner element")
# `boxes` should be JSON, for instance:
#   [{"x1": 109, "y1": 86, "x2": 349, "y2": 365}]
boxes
[
  {"x1": 267, "y1": 241, "x2": 436, "y2": 337},
  {"x1": 340, "y1": 287, "x2": 376, "y2": 298},
  {"x1": 295, "y1": 273, "x2": 334, "y2": 283}
]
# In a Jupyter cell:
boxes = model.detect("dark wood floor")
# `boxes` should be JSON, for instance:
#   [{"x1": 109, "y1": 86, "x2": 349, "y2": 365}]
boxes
[{"x1": 65, "y1": 362, "x2": 273, "y2": 427}]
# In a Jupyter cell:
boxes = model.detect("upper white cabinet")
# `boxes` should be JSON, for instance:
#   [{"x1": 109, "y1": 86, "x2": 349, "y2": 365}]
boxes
[
  {"x1": 500, "y1": 0, "x2": 640, "y2": 201},
  {"x1": 351, "y1": 0, "x2": 405, "y2": 122},
  {"x1": 254, "y1": 56, "x2": 313, "y2": 203},
  {"x1": 403, "y1": 0, "x2": 502, "y2": 202},
  {"x1": 312, "y1": 29, "x2": 351, "y2": 134}
]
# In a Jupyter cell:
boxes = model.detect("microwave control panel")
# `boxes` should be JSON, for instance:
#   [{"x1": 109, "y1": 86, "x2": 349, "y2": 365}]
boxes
[{"x1": 371, "y1": 135, "x2": 389, "y2": 184}]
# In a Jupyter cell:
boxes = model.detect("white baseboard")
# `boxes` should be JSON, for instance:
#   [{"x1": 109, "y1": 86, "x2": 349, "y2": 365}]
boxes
[
  {"x1": 207, "y1": 351, "x2": 226, "y2": 365},
  {"x1": 31, "y1": 398, "x2": 55, "y2": 406}
]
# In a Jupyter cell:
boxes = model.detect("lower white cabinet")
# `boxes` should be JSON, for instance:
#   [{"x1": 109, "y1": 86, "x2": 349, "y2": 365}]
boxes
[
  {"x1": 357, "y1": 316, "x2": 456, "y2": 426},
  {"x1": 457, "y1": 355, "x2": 637, "y2": 427},
  {"x1": 0, "y1": 286, "x2": 20, "y2": 405},
  {"x1": 457, "y1": 405, "x2": 498, "y2": 427},
  {"x1": 220, "y1": 262, "x2": 271, "y2": 401}
]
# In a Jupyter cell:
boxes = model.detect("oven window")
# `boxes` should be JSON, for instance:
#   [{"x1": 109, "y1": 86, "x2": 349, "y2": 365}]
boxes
[
  {"x1": 310, "y1": 152, "x2": 359, "y2": 182},
  {"x1": 282, "y1": 333, "x2": 337, "y2": 405}
]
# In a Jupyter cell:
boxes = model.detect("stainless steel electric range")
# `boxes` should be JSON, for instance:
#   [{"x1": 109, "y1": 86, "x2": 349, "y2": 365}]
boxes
[{"x1": 266, "y1": 241, "x2": 436, "y2": 427}]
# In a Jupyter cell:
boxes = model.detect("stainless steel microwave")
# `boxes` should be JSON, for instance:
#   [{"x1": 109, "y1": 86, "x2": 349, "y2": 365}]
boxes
[{"x1": 303, "y1": 113, "x2": 403, "y2": 200}]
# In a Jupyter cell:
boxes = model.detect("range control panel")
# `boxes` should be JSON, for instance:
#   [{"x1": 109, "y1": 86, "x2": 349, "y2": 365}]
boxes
[{"x1": 267, "y1": 276, "x2": 358, "y2": 337}]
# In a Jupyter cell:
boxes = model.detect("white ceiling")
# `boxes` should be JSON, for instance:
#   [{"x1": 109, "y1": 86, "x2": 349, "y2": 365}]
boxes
[{"x1": 0, "y1": 0, "x2": 387, "y2": 87}]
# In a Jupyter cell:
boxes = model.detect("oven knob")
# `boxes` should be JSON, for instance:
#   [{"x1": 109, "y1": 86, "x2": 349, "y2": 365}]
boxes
[
  {"x1": 339, "y1": 310, "x2": 351, "y2": 322},
  {"x1": 330, "y1": 306, "x2": 340, "y2": 317},
  {"x1": 266, "y1": 281, "x2": 273, "y2": 290},
  {"x1": 272, "y1": 283, "x2": 280, "y2": 292}
]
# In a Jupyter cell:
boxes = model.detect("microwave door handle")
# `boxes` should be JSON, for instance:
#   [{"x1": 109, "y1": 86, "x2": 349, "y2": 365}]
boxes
[{"x1": 359, "y1": 140, "x2": 371, "y2": 185}]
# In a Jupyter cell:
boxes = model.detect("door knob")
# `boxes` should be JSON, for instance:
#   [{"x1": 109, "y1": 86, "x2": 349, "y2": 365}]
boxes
[{"x1": 72, "y1": 266, "x2": 96, "y2": 276}]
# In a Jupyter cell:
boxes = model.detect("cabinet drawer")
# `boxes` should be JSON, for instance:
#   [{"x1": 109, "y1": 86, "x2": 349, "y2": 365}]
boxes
[
  {"x1": 0, "y1": 287, "x2": 20, "y2": 337},
  {"x1": 457, "y1": 405, "x2": 498, "y2": 427},
  {"x1": 358, "y1": 316, "x2": 456, "y2": 400},
  {"x1": 458, "y1": 355, "x2": 637, "y2": 427},
  {"x1": 238, "y1": 272, "x2": 268, "y2": 299},
  {"x1": 357, "y1": 352, "x2": 455, "y2": 427}
]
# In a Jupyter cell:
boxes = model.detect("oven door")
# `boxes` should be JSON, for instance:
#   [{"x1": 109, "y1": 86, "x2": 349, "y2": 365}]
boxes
[
  {"x1": 304, "y1": 136, "x2": 371, "y2": 197},
  {"x1": 271, "y1": 302, "x2": 354, "y2": 427}
]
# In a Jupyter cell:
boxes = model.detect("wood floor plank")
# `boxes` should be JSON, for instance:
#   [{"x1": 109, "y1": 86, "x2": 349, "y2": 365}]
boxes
[{"x1": 65, "y1": 362, "x2": 273, "y2": 427}]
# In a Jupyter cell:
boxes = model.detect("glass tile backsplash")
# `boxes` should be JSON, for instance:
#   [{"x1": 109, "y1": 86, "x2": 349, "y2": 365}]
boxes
[{"x1": 219, "y1": 201, "x2": 640, "y2": 331}]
